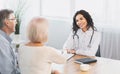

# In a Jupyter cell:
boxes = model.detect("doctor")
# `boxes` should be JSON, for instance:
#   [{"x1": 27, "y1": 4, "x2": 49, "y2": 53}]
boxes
[{"x1": 63, "y1": 10, "x2": 101, "y2": 56}]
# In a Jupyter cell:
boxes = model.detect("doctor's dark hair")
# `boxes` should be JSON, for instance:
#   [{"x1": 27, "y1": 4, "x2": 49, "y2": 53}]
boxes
[
  {"x1": 72, "y1": 10, "x2": 95, "y2": 35},
  {"x1": 0, "y1": 9, "x2": 14, "y2": 29}
]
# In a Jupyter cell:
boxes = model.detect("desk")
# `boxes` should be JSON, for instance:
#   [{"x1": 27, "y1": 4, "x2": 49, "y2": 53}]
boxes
[{"x1": 63, "y1": 55, "x2": 120, "y2": 74}]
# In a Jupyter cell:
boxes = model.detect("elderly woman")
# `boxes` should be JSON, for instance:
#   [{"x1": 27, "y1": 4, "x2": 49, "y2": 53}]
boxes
[{"x1": 18, "y1": 17, "x2": 66, "y2": 74}]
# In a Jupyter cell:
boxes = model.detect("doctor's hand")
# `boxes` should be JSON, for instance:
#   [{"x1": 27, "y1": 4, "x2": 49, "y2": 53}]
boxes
[{"x1": 67, "y1": 49, "x2": 76, "y2": 54}]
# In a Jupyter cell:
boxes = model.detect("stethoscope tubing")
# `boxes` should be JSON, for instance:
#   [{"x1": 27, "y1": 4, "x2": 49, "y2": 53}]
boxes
[{"x1": 73, "y1": 30, "x2": 94, "y2": 49}]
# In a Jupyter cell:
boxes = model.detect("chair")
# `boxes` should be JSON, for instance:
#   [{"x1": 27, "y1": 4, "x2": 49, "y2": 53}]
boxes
[{"x1": 95, "y1": 45, "x2": 101, "y2": 57}]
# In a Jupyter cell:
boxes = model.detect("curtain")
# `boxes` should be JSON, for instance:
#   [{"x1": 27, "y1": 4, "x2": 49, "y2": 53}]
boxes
[{"x1": 99, "y1": 0, "x2": 120, "y2": 60}]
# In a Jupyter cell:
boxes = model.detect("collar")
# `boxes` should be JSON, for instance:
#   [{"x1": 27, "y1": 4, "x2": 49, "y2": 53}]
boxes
[
  {"x1": 0, "y1": 30, "x2": 12, "y2": 43},
  {"x1": 79, "y1": 27, "x2": 93, "y2": 33}
]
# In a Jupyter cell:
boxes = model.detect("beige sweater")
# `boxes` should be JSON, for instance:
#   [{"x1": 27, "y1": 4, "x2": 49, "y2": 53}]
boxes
[{"x1": 18, "y1": 45, "x2": 66, "y2": 74}]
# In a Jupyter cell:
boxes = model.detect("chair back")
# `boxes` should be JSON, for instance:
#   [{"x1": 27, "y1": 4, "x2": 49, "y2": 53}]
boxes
[{"x1": 95, "y1": 45, "x2": 101, "y2": 57}]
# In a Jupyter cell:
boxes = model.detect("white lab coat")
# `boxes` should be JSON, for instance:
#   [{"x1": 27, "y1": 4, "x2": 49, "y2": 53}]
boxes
[{"x1": 63, "y1": 28, "x2": 101, "y2": 56}]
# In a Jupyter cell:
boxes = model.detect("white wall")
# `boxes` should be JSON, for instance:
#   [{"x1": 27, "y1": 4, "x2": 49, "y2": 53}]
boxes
[
  {"x1": 0, "y1": 0, "x2": 4, "y2": 9},
  {"x1": 46, "y1": 20, "x2": 71, "y2": 49}
]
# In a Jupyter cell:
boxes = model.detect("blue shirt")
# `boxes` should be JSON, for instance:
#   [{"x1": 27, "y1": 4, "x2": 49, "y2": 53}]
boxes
[{"x1": 0, "y1": 30, "x2": 20, "y2": 74}]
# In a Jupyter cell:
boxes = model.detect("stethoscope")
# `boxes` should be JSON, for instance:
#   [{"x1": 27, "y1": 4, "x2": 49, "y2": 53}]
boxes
[{"x1": 73, "y1": 30, "x2": 94, "y2": 49}]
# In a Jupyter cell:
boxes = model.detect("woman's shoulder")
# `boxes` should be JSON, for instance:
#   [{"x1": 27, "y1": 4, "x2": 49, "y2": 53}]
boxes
[
  {"x1": 44, "y1": 46, "x2": 56, "y2": 50},
  {"x1": 42, "y1": 46, "x2": 57, "y2": 51},
  {"x1": 50, "y1": 47, "x2": 60, "y2": 51}
]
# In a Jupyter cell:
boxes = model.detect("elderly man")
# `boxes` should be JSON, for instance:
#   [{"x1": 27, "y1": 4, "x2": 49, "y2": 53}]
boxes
[{"x1": 0, "y1": 9, "x2": 20, "y2": 74}]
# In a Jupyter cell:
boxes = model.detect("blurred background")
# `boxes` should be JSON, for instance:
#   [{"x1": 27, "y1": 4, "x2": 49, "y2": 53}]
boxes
[{"x1": 1, "y1": 0, "x2": 120, "y2": 60}]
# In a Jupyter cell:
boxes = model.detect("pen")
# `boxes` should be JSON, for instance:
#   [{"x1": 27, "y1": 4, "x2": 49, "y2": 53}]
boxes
[{"x1": 67, "y1": 54, "x2": 76, "y2": 61}]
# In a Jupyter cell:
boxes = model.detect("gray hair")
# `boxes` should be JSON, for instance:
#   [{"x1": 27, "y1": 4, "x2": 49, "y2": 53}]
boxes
[{"x1": 0, "y1": 9, "x2": 14, "y2": 28}]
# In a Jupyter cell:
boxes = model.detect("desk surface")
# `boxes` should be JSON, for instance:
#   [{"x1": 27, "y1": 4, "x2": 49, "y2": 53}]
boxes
[{"x1": 63, "y1": 55, "x2": 120, "y2": 74}]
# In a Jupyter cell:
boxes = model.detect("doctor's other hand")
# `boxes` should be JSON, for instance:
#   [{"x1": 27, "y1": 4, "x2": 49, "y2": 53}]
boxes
[{"x1": 66, "y1": 49, "x2": 76, "y2": 54}]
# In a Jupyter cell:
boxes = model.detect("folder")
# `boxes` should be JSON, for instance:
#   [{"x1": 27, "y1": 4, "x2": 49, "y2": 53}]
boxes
[{"x1": 75, "y1": 58, "x2": 97, "y2": 64}]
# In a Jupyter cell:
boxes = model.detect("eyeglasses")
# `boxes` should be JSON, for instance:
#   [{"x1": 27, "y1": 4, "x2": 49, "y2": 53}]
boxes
[{"x1": 7, "y1": 18, "x2": 17, "y2": 20}]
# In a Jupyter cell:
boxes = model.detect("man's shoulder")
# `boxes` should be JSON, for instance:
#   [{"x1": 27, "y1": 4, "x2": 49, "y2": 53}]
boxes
[
  {"x1": 0, "y1": 34, "x2": 5, "y2": 39},
  {"x1": 0, "y1": 34, "x2": 5, "y2": 42},
  {"x1": 43, "y1": 46, "x2": 59, "y2": 53},
  {"x1": 0, "y1": 34, "x2": 9, "y2": 47}
]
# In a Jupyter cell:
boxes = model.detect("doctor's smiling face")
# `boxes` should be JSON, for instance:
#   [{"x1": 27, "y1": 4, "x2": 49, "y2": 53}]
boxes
[
  {"x1": 73, "y1": 10, "x2": 94, "y2": 32},
  {"x1": 75, "y1": 14, "x2": 87, "y2": 32}
]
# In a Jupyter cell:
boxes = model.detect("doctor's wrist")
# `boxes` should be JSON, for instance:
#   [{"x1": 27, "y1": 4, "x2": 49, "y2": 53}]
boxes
[
  {"x1": 75, "y1": 50, "x2": 79, "y2": 54},
  {"x1": 70, "y1": 49, "x2": 76, "y2": 54}
]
